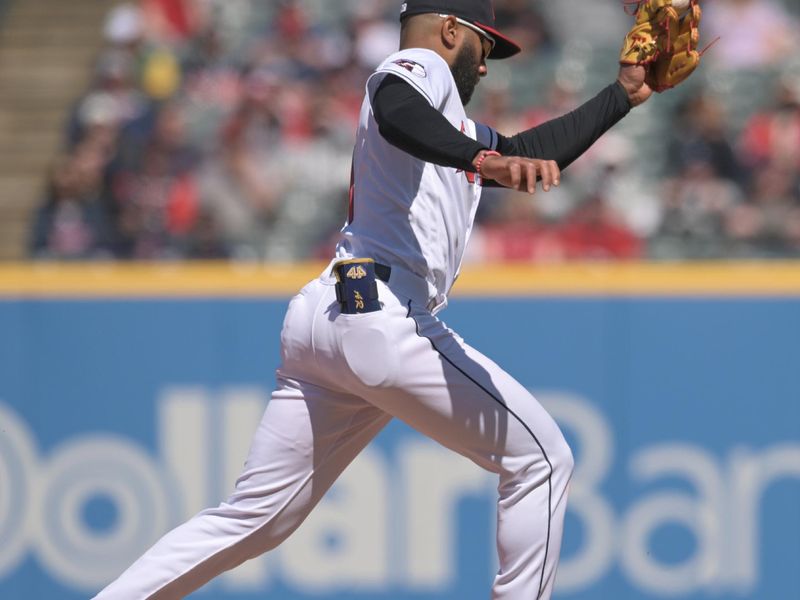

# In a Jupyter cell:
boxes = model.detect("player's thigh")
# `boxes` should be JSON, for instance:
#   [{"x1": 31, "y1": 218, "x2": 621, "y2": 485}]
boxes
[
  {"x1": 362, "y1": 305, "x2": 570, "y2": 476},
  {"x1": 236, "y1": 377, "x2": 391, "y2": 505}
]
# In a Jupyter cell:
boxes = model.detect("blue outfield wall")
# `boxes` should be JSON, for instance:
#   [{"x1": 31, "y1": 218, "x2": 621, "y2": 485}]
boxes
[{"x1": 1, "y1": 283, "x2": 799, "y2": 599}]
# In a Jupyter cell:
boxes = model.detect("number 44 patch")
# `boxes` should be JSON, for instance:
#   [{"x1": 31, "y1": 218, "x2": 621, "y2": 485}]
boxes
[{"x1": 346, "y1": 265, "x2": 368, "y2": 280}]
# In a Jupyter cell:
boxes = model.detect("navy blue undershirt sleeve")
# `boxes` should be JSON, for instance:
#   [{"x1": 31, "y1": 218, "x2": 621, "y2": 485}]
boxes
[
  {"x1": 372, "y1": 74, "x2": 632, "y2": 177},
  {"x1": 373, "y1": 74, "x2": 486, "y2": 172},
  {"x1": 494, "y1": 81, "x2": 632, "y2": 170}
]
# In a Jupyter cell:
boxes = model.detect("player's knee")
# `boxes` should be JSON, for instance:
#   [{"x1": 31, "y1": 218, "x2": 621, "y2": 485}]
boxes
[{"x1": 506, "y1": 431, "x2": 573, "y2": 486}]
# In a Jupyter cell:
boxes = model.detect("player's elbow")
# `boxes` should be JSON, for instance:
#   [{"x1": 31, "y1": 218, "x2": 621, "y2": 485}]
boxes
[
  {"x1": 374, "y1": 110, "x2": 409, "y2": 151},
  {"x1": 373, "y1": 101, "x2": 402, "y2": 139}
]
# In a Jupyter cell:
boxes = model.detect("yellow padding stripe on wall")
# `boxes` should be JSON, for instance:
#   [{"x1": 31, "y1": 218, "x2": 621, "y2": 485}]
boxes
[{"x1": 0, "y1": 262, "x2": 799, "y2": 298}]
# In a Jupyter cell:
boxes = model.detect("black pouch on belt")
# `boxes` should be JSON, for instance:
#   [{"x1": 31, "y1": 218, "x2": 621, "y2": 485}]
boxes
[{"x1": 333, "y1": 259, "x2": 382, "y2": 314}]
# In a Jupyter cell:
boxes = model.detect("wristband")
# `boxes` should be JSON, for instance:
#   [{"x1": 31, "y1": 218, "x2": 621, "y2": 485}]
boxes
[{"x1": 474, "y1": 150, "x2": 502, "y2": 179}]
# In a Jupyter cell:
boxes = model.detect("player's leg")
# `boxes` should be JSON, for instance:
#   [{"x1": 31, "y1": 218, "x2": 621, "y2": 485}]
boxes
[
  {"x1": 336, "y1": 297, "x2": 574, "y2": 600},
  {"x1": 93, "y1": 283, "x2": 392, "y2": 599},
  {"x1": 94, "y1": 378, "x2": 390, "y2": 599}
]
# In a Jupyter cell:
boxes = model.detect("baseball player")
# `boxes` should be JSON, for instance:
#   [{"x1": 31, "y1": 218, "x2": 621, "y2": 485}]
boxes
[{"x1": 94, "y1": 1, "x2": 658, "y2": 598}]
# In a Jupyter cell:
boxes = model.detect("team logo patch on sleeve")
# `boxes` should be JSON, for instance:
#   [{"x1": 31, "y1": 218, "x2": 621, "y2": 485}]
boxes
[{"x1": 393, "y1": 59, "x2": 427, "y2": 78}]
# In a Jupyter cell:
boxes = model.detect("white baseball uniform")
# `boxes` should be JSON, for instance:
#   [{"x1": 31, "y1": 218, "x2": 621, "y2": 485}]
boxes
[{"x1": 94, "y1": 48, "x2": 574, "y2": 600}]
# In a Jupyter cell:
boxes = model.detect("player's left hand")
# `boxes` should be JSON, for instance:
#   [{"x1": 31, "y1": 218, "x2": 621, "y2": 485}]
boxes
[
  {"x1": 617, "y1": 64, "x2": 653, "y2": 107},
  {"x1": 479, "y1": 155, "x2": 561, "y2": 194}
]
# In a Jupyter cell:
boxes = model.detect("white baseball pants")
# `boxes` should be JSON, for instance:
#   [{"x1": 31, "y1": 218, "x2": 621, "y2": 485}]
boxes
[{"x1": 93, "y1": 268, "x2": 573, "y2": 600}]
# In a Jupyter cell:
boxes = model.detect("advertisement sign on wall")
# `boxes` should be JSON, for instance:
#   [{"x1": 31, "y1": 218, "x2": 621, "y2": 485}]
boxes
[{"x1": 1, "y1": 265, "x2": 798, "y2": 599}]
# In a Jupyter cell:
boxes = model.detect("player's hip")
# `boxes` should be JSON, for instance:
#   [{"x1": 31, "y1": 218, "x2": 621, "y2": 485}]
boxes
[{"x1": 277, "y1": 271, "x2": 407, "y2": 377}]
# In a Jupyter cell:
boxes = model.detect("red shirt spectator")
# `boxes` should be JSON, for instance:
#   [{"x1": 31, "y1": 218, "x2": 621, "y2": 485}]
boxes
[{"x1": 559, "y1": 196, "x2": 642, "y2": 260}]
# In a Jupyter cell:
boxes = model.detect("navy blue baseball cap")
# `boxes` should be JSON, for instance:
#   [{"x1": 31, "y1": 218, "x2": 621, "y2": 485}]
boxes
[{"x1": 399, "y1": 0, "x2": 522, "y2": 59}]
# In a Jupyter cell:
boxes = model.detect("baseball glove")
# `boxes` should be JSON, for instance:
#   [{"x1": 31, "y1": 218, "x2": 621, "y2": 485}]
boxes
[{"x1": 619, "y1": 0, "x2": 704, "y2": 93}]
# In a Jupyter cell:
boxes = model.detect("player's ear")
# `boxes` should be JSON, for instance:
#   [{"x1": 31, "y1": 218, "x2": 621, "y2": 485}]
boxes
[{"x1": 440, "y1": 15, "x2": 458, "y2": 51}]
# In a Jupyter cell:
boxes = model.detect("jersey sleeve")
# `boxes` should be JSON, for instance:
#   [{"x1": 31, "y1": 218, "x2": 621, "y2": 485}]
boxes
[{"x1": 366, "y1": 48, "x2": 455, "y2": 110}]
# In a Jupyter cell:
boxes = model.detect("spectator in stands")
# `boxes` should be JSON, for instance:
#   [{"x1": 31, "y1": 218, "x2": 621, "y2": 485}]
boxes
[
  {"x1": 67, "y1": 48, "x2": 152, "y2": 148},
  {"x1": 30, "y1": 149, "x2": 111, "y2": 260},
  {"x1": 668, "y1": 92, "x2": 744, "y2": 185},
  {"x1": 203, "y1": 65, "x2": 285, "y2": 255},
  {"x1": 351, "y1": 2, "x2": 401, "y2": 70},
  {"x1": 725, "y1": 164, "x2": 800, "y2": 257},
  {"x1": 28, "y1": 0, "x2": 800, "y2": 263},
  {"x1": 559, "y1": 193, "x2": 642, "y2": 260},
  {"x1": 493, "y1": 0, "x2": 554, "y2": 60},
  {"x1": 738, "y1": 76, "x2": 800, "y2": 173},
  {"x1": 103, "y1": 2, "x2": 146, "y2": 51},
  {"x1": 469, "y1": 192, "x2": 567, "y2": 263},
  {"x1": 472, "y1": 81, "x2": 582, "y2": 229},
  {"x1": 474, "y1": 155, "x2": 643, "y2": 263},
  {"x1": 183, "y1": 206, "x2": 231, "y2": 259},
  {"x1": 140, "y1": 0, "x2": 203, "y2": 46},
  {"x1": 180, "y1": 26, "x2": 244, "y2": 153},
  {"x1": 107, "y1": 101, "x2": 200, "y2": 258},
  {"x1": 586, "y1": 133, "x2": 663, "y2": 242},
  {"x1": 261, "y1": 91, "x2": 353, "y2": 260},
  {"x1": 194, "y1": 151, "x2": 275, "y2": 260},
  {"x1": 252, "y1": 0, "x2": 328, "y2": 82},
  {"x1": 703, "y1": 0, "x2": 800, "y2": 70},
  {"x1": 650, "y1": 150, "x2": 744, "y2": 259},
  {"x1": 101, "y1": 3, "x2": 151, "y2": 96}
]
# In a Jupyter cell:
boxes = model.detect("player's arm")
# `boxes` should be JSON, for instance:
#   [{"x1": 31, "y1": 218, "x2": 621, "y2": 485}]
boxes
[
  {"x1": 373, "y1": 75, "x2": 558, "y2": 194},
  {"x1": 480, "y1": 64, "x2": 650, "y2": 184},
  {"x1": 494, "y1": 80, "x2": 632, "y2": 171},
  {"x1": 372, "y1": 74, "x2": 486, "y2": 172}
]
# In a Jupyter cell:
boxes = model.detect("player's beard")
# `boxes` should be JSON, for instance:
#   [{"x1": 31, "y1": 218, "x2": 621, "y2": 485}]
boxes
[{"x1": 451, "y1": 43, "x2": 481, "y2": 106}]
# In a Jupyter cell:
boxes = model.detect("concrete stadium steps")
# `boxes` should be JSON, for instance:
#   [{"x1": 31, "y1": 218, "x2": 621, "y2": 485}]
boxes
[
  {"x1": 0, "y1": 177, "x2": 40, "y2": 255},
  {"x1": 0, "y1": 0, "x2": 106, "y2": 260}
]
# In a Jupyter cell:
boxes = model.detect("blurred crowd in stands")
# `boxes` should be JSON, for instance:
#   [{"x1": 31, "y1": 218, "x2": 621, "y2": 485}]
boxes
[{"x1": 29, "y1": 0, "x2": 800, "y2": 262}]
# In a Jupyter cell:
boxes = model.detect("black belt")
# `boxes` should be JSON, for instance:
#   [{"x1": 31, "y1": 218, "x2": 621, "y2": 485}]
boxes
[
  {"x1": 333, "y1": 259, "x2": 390, "y2": 314},
  {"x1": 375, "y1": 262, "x2": 391, "y2": 283}
]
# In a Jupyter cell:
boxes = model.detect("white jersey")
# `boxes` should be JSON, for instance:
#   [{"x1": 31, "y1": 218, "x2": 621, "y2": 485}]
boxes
[{"x1": 336, "y1": 48, "x2": 498, "y2": 311}]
